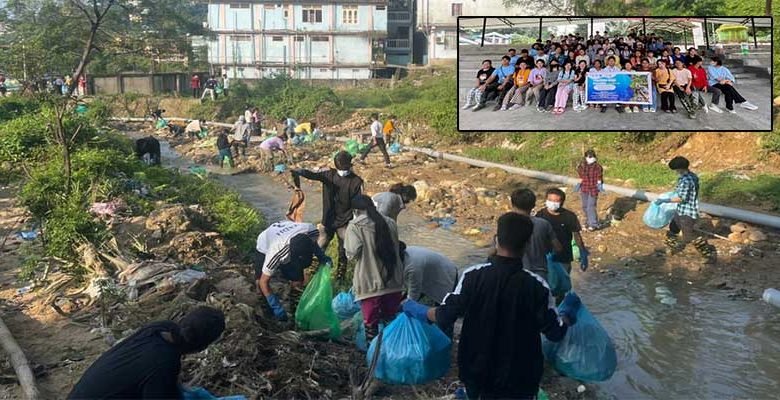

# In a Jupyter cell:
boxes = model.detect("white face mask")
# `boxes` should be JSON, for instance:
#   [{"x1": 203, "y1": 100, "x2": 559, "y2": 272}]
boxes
[
  {"x1": 545, "y1": 200, "x2": 561, "y2": 211},
  {"x1": 337, "y1": 169, "x2": 350, "y2": 177},
  {"x1": 586, "y1": 157, "x2": 597, "y2": 164}
]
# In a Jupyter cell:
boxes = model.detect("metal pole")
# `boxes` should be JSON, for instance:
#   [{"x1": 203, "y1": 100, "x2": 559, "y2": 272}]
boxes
[
  {"x1": 590, "y1": 18, "x2": 593, "y2": 38},
  {"x1": 642, "y1": 18, "x2": 646, "y2": 37},
  {"x1": 481, "y1": 18, "x2": 486, "y2": 47},
  {"x1": 704, "y1": 17, "x2": 710, "y2": 53},
  {"x1": 539, "y1": 17, "x2": 543, "y2": 41},
  {"x1": 751, "y1": 17, "x2": 758, "y2": 49},
  {"x1": 683, "y1": 28, "x2": 687, "y2": 49}
]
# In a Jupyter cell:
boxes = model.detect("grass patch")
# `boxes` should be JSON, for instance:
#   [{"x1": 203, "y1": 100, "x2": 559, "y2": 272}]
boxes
[{"x1": 700, "y1": 173, "x2": 780, "y2": 212}]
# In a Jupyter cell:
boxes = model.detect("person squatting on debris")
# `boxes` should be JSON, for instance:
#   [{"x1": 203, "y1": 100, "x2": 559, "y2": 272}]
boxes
[
  {"x1": 216, "y1": 129, "x2": 234, "y2": 168},
  {"x1": 371, "y1": 183, "x2": 417, "y2": 221},
  {"x1": 345, "y1": 195, "x2": 404, "y2": 341},
  {"x1": 403, "y1": 212, "x2": 581, "y2": 400},
  {"x1": 254, "y1": 221, "x2": 332, "y2": 321},
  {"x1": 357, "y1": 113, "x2": 392, "y2": 168},
  {"x1": 231, "y1": 115, "x2": 251, "y2": 157},
  {"x1": 185, "y1": 119, "x2": 206, "y2": 140},
  {"x1": 509, "y1": 188, "x2": 564, "y2": 282},
  {"x1": 576, "y1": 149, "x2": 605, "y2": 231},
  {"x1": 399, "y1": 241, "x2": 458, "y2": 306},
  {"x1": 656, "y1": 156, "x2": 717, "y2": 264},
  {"x1": 259, "y1": 132, "x2": 291, "y2": 172},
  {"x1": 292, "y1": 151, "x2": 364, "y2": 283},
  {"x1": 280, "y1": 117, "x2": 298, "y2": 138},
  {"x1": 68, "y1": 306, "x2": 225, "y2": 400},
  {"x1": 134, "y1": 136, "x2": 161, "y2": 166}
]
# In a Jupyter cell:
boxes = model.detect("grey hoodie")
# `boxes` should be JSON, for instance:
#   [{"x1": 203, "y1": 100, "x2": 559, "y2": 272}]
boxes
[{"x1": 345, "y1": 213, "x2": 404, "y2": 301}]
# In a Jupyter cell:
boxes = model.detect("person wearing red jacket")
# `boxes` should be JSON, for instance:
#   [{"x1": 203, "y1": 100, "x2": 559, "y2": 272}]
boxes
[
  {"x1": 190, "y1": 74, "x2": 201, "y2": 99},
  {"x1": 688, "y1": 56, "x2": 720, "y2": 114}
]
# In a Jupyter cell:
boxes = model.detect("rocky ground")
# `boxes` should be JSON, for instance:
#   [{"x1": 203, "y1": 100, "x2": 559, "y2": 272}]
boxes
[{"x1": 147, "y1": 120, "x2": 780, "y2": 300}]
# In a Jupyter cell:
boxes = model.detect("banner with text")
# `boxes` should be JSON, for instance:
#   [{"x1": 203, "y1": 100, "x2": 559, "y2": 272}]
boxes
[{"x1": 585, "y1": 71, "x2": 652, "y2": 104}]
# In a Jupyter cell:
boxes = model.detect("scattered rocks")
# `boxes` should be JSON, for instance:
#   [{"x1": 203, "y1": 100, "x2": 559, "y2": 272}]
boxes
[{"x1": 728, "y1": 223, "x2": 766, "y2": 243}]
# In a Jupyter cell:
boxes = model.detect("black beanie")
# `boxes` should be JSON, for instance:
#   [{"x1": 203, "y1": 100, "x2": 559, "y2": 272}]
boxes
[
  {"x1": 668, "y1": 156, "x2": 690, "y2": 170},
  {"x1": 178, "y1": 306, "x2": 225, "y2": 354}
]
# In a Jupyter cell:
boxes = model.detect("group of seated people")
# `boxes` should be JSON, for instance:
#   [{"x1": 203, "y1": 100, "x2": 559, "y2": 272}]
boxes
[{"x1": 464, "y1": 32, "x2": 759, "y2": 117}]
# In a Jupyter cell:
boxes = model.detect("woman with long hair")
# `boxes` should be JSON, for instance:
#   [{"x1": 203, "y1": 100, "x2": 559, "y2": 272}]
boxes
[{"x1": 345, "y1": 195, "x2": 404, "y2": 340}]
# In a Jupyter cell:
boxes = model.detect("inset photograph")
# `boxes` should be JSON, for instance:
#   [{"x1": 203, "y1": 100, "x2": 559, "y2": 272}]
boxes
[{"x1": 458, "y1": 17, "x2": 772, "y2": 131}]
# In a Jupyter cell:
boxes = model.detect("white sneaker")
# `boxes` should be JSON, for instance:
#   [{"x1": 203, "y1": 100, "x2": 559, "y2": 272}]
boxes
[
  {"x1": 650, "y1": 108, "x2": 656, "y2": 113},
  {"x1": 709, "y1": 104, "x2": 723, "y2": 113},
  {"x1": 633, "y1": 106, "x2": 640, "y2": 113},
  {"x1": 740, "y1": 102, "x2": 758, "y2": 111},
  {"x1": 462, "y1": 102, "x2": 473, "y2": 110},
  {"x1": 625, "y1": 107, "x2": 633, "y2": 113},
  {"x1": 509, "y1": 104, "x2": 521, "y2": 111},
  {"x1": 471, "y1": 103, "x2": 481, "y2": 110},
  {"x1": 500, "y1": 106, "x2": 508, "y2": 111},
  {"x1": 728, "y1": 108, "x2": 737, "y2": 114},
  {"x1": 642, "y1": 107, "x2": 649, "y2": 113},
  {"x1": 703, "y1": 105, "x2": 709, "y2": 113}
]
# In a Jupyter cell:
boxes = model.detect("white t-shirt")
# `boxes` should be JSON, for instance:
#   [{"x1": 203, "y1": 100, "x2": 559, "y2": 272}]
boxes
[
  {"x1": 256, "y1": 221, "x2": 319, "y2": 276},
  {"x1": 371, "y1": 120, "x2": 384, "y2": 139}
]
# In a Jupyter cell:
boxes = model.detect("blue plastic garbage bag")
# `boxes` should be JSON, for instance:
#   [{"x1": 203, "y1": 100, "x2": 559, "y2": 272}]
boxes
[
  {"x1": 388, "y1": 142, "x2": 402, "y2": 154},
  {"x1": 333, "y1": 291, "x2": 361, "y2": 320},
  {"x1": 274, "y1": 164, "x2": 287, "y2": 173},
  {"x1": 542, "y1": 300, "x2": 617, "y2": 382},
  {"x1": 546, "y1": 253, "x2": 572, "y2": 297},
  {"x1": 366, "y1": 313, "x2": 451, "y2": 385},
  {"x1": 353, "y1": 311, "x2": 368, "y2": 351},
  {"x1": 643, "y1": 192, "x2": 678, "y2": 229},
  {"x1": 180, "y1": 386, "x2": 247, "y2": 400}
]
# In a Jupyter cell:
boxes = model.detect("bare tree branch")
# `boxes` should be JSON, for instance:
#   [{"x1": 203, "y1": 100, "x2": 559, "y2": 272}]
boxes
[{"x1": 68, "y1": 0, "x2": 95, "y2": 25}]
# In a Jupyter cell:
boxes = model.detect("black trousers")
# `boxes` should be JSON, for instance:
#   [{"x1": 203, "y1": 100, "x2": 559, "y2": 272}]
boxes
[
  {"x1": 492, "y1": 82, "x2": 514, "y2": 109},
  {"x1": 712, "y1": 83, "x2": 746, "y2": 110},
  {"x1": 479, "y1": 82, "x2": 499, "y2": 104},
  {"x1": 192, "y1": 88, "x2": 200, "y2": 98},
  {"x1": 359, "y1": 137, "x2": 391, "y2": 165},
  {"x1": 660, "y1": 92, "x2": 676, "y2": 111},
  {"x1": 538, "y1": 85, "x2": 557, "y2": 108}
]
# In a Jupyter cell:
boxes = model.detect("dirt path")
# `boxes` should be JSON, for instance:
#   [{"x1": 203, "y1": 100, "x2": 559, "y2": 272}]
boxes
[{"x1": 0, "y1": 188, "x2": 108, "y2": 399}]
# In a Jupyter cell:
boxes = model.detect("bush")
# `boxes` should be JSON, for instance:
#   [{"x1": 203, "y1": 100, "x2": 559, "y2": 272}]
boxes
[
  {"x1": 389, "y1": 74, "x2": 457, "y2": 136},
  {"x1": 0, "y1": 113, "x2": 50, "y2": 162},
  {"x1": 42, "y1": 188, "x2": 106, "y2": 261},
  {"x1": 0, "y1": 97, "x2": 41, "y2": 122},
  {"x1": 763, "y1": 131, "x2": 780, "y2": 155},
  {"x1": 82, "y1": 98, "x2": 114, "y2": 126}
]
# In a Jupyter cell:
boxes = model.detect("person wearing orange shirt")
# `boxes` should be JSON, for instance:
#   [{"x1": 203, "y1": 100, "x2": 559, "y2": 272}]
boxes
[
  {"x1": 654, "y1": 59, "x2": 676, "y2": 113},
  {"x1": 503, "y1": 60, "x2": 532, "y2": 110},
  {"x1": 382, "y1": 115, "x2": 402, "y2": 144}
]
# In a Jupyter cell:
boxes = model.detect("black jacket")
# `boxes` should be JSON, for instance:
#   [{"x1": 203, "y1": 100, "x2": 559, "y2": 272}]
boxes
[
  {"x1": 216, "y1": 133, "x2": 231, "y2": 150},
  {"x1": 435, "y1": 255, "x2": 567, "y2": 398},
  {"x1": 68, "y1": 321, "x2": 182, "y2": 399},
  {"x1": 295, "y1": 169, "x2": 363, "y2": 229}
]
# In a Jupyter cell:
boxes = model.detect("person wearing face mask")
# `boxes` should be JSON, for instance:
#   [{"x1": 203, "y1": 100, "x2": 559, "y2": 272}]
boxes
[
  {"x1": 372, "y1": 183, "x2": 417, "y2": 221},
  {"x1": 463, "y1": 60, "x2": 495, "y2": 110},
  {"x1": 537, "y1": 188, "x2": 589, "y2": 277},
  {"x1": 345, "y1": 195, "x2": 404, "y2": 341},
  {"x1": 292, "y1": 151, "x2": 364, "y2": 283},
  {"x1": 254, "y1": 221, "x2": 332, "y2": 321},
  {"x1": 655, "y1": 157, "x2": 717, "y2": 264},
  {"x1": 576, "y1": 150, "x2": 604, "y2": 232},
  {"x1": 401, "y1": 212, "x2": 579, "y2": 400},
  {"x1": 68, "y1": 307, "x2": 225, "y2": 400},
  {"x1": 509, "y1": 188, "x2": 564, "y2": 281}
]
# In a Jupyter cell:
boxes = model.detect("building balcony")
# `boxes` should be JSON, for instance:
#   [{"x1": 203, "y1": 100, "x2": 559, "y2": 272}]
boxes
[
  {"x1": 386, "y1": 38, "x2": 410, "y2": 51},
  {"x1": 388, "y1": 11, "x2": 412, "y2": 23}
]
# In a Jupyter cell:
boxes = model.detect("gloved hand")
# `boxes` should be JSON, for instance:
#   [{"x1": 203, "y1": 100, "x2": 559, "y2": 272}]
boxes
[
  {"x1": 579, "y1": 247, "x2": 590, "y2": 272},
  {"x1": 597, "y1": 183, "x2": 605, "y2": 193},
  {"x1": 265, "y1": 294, "x2": 288, "y2": 321},
  {"x1": 654, "y1": 198, "x2": 670, "y2": 205},
  {"x1": 318, "y1": 255, "x2": 333, "y2": 267},
  {"x1": 573, "y1": 182, "x2": 582, "y2": 193},
  {"x1": 559, "y1": 292, "x2": 582, "y2": 326},
  {"x1": 402, "y1": 299, "x2": 430, "y2": 322}
]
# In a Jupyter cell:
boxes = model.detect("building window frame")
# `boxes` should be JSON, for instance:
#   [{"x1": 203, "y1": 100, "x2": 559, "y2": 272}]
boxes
[
  {"x1": 312, "y1": 36, "x2": 330, "y2": 42},
  {"x1": 302, "y1": 6, "x2": 323, "y2": 23},
  {"x1": 451, "y1": 3, "x2": 462, "y2": 17},
  {"x1": 343, "y1": 5, "x2": 358, "y2": 24},
  {"x1": 272, "y1": 36, "x2": 284, "y2": 42}
]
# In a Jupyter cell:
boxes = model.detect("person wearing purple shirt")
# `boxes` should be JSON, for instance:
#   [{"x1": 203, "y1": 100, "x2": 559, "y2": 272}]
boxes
[
  {"x1": 259, "y1": 134, "x2": 291, "y2": 172},
  {"x1": 526, "y1": 59, "x2": 547, "y2": 107}
]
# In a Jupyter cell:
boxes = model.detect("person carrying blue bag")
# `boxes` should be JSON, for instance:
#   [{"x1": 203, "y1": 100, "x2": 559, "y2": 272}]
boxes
[
  {"x1": 656, "y1": 156, "x2": 717, "y2": 264},
  {"x1": 537, "y1": 188, "x2": 590, "y2": 278},
  {"x1": 403, "y1": 212, "x2": 580, "y2": 400}
]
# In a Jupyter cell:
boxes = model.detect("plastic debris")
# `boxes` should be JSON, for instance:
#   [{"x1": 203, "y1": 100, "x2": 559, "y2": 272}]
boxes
[
  {"x1": 332, "y1": 291, "x2": 361, "y2": 320},
  {"x1": 643, "y1": 192, "x2": 678, "y2": 229},
  {"x1": 273, "y1": 164, "x2": 287, "y2": 174},
  {"x1": 189, "y1": 166, "x2": 208, "y2": 177},
  {"x1": 388, "y1": 142, "x2": 402, "y2": 154},
  {"x1": 170, "y1": 269, "x2": 207, "y2": 285},
  {"x1": 16, "y1": 286, "x2": 32, "y2": 295},
  {"x1": 294, "y1": 264, "x2": 341, "y2": 338},
  {"x1": 431, "y1": 217, "x2": 456, "y2": 230},
  {"x1": 16, "y1": 231, "x2": 38, "y2": 241},
  {"x1": 180, "y1": 386, "x2": 247, "y2": 400}
]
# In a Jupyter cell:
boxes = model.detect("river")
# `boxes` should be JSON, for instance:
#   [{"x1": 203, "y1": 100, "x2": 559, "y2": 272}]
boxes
[{"x1": 157, "y1": 139, "x2": 780, "y2": 400}]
